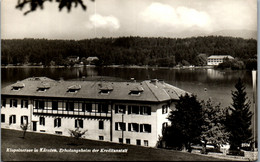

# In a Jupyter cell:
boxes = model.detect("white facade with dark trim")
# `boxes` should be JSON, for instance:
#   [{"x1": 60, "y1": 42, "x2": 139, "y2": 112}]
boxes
[
  {"x1": 207, "y1": 55, "x2": 234, "y2": 66},
  {"x1": 1, "y1": 77, "x2": 187, "y2": 147}
]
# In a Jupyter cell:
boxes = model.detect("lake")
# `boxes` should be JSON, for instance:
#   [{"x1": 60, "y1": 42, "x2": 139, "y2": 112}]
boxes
[{"x1": 1, "y1": 66, "x2": 254, "y2": 108}]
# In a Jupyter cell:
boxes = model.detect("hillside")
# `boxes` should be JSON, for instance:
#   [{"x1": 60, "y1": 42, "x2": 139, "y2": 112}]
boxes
[{"x1": 1, "y1": 36, "x2": 257, "y2": 67}]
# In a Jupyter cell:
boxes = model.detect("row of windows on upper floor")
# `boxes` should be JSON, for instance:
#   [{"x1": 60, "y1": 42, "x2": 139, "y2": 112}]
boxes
[
  {"x1": 1, "y1": 99, "x2": 28, "y2": 108},
  {"x1": 2, "y1": 99, "x2": 170, "y2": 115},
  {"x1": 208, "y1": 60, "x2": 223, "y2": 63}
]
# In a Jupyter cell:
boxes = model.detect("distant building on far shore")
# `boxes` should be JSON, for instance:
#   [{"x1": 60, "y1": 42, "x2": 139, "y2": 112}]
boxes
[
  {"x1": 207, "y1": 55, "x2": 234, "y2": 66},
  {"x1": 67, "y1": 56, "x2": 80, "y2": 63},
  {"x1": 86, "y1": 57, "x2": 99, "y2": 65}
]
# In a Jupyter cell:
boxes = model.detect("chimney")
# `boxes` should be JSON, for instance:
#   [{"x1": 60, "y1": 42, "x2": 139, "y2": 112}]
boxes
[{"x1": 150, "y1": 79, "x2": 158, "y2": 85}]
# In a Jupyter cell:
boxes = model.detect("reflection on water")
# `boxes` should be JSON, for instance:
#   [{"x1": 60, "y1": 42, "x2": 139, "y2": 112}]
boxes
[{"x1": 1, "y1": 67, "x2": 253, "y2": 108}]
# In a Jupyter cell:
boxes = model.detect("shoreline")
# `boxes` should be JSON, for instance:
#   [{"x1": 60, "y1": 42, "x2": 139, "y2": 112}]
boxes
[{"x1": 1, "y1": 64, "x2": 214, "y2": 70}]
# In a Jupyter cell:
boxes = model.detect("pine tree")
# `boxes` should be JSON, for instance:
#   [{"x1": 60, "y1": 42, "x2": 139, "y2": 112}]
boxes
[
  {"x1": 166, "y1": 93, "x2": 203, "y2": 152},
  {"x1": 201, "y1": 99, "x2": 229, "y2": 154},
  {"x1": 226, "y1": 78, "x2": 252, "y2": 150}
]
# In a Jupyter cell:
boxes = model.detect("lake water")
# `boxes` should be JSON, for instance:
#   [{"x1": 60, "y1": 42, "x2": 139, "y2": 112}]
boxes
[{"x1": 1, "y1": 66, "x2": 254, "y2": 108}]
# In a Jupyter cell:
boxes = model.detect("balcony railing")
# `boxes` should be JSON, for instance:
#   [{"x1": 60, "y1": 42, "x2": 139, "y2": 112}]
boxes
[{"x1": 33, "y1": 108, "x2": 111, "y2": 118}]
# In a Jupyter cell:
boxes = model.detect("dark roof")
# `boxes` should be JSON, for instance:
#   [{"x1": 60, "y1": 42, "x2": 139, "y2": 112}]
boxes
[{"x1": 2, "y1": 77, "x2": 188, "y2": 102}]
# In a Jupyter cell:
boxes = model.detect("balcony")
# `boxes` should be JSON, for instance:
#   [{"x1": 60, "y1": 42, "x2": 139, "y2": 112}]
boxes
[{"x1": 33, "y1": 108, "x2": 111, "y2": 119}]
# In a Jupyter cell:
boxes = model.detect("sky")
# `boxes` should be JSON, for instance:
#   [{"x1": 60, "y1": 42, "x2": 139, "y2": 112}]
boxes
[{"x1": 1, "y1": 0, "x2": 258, "y2": 39}]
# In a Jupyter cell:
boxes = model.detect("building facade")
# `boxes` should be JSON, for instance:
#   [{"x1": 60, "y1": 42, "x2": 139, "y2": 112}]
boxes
[
  {"x1": 1, "y1": 77, "x2": 187, "y2": 147},
  {"x1": 207, "y1": 55, "x2": 234, "y2": 66}
]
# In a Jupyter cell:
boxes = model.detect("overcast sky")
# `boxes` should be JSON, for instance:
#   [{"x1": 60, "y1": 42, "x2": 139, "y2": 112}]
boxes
[{"x1": 1, "y1": 0, "x2": 257, "y2": 39}]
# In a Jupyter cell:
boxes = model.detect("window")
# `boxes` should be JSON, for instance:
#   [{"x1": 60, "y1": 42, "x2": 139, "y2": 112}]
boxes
[
  {"x1": 10, "y1": 99, "x2": 18, "y2": 108},
  {"x1": 128, "y1": 105, "x2": 139, "y2": 114},
  {"x1": 128, "y1": 123, "x2": 139, "y2": 132},
  {"x1": 140, "y1": 106, "x2": 151, "y2": 115},
  {"x1": 52, "y1": 101, "x2": 58, "y2": 110},
  {"x1": 12, "y1": 87, "x2": 21, "y2": 91},
  {"x1": 21, "y1": 116, "x2": 28, "y2": 125},
  {"x1": 9, "y1": 115, "x2": 16, "y2": 125},
  {"x1": 66, "y1": 102, "x2": 74, "y2": 111},
  {"x1": 115, "y1": 105, "x2": 126, "y2": 114},
  {"x1": 99, "y1": 136, "x2": 104, "y2": 140},
  {"x1": 100, "y1": 90, "x2": 110, "y2": 95},
  {"x1": 98, "y1": 104, "x2": 108, "y2": 113},
  {"x1": 144, "y1": 140, "x2": 149, "y2": 146},
  {"x1": 67, "y1": 85, "x2": 81, "y2": 93},
  {"x1": 1, "y1": 114, "x2": 5, "y2": 123},
  {"x1": 119, "y1": 138, "x2": 123, "y2": 143},
  {"x1": 129, "y1": 86, "x2": 143, "y2": 96},
  {"x1": 82, "y1": 103, "x2": 92, "y2": 112},
  {"x1": 129, "y1": 91, "x2": 141, "y2": 96},
  {"x1": 21, "y1": 100, "x2": 28, "y2": 108},
  {"x1": 1, "y1": 99, "x2": 6, "y2": 108},
  {"x1": 99, "y1": 121, "x2": 104, "y2": 129},
  {"x1": 54, "y1": 118, "x2": 61, "y2": 127},
  {"x1": 162, "y1": 122, "x2": 168, "y2": 129},
  {"x1": 136, "y1": 139, "x2": 141, "y2": 146},
  {"x1": 37, "y1": 88, "x2": 49, "y2": 92},
  {"x1": 55, "y1": 131, "x2": 62, "y2": 135},
  {"x1": 40, "y1": 117, "x2": 45, "y2": 126},
  {"x1": 75, "y1": 119, "x2": 83, "y2": 128},
  {"x1": 35, "y1": 100, "x2": 44, "y2": 109},
  {"x1": 99, "y1": 85, "x2": 113, "y2": 95},
  {"x1": 37, "y1": 83, "x2": 50, "y2": 92},
  {"x1": 115, "y1": 122, "x2": 126, "y2": 131},
  {"x1": 140, "y1": 124, "x2": 151, "y2": 133},
  {"x1": 126, "y1": 139, "x2": 130, "y2": 144},
  {"x1": 162, "y1": 105, "x2": 168, "y2": 114},
  {"x1": 11, "y1": 83, "x2": 24, "y2": 91}
]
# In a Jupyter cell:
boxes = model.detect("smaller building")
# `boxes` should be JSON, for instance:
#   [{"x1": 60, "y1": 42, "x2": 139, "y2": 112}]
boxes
[
  {"x1": 207, "y1": 55, "x2": 234, "y2": 66},
  {"x1": 86, "y1": 57, "x2": 99, "y2": 65},
  {"x1": 67, "y1": 56, "x2": 80, "y2": 63}
]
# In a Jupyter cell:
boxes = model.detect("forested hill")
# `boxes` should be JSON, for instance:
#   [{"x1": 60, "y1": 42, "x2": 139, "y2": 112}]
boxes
[{"x1": 1, "y1": 36, "x2": 257, "y2": 67}]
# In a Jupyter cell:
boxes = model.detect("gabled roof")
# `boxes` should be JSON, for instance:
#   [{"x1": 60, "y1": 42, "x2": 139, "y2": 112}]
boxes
[
  {"x1": 208, "y1": 55, "x2": 234, "y2": 59},
  {"x1": 2, "y1": 77, "x2": 189, "y2": 102}
]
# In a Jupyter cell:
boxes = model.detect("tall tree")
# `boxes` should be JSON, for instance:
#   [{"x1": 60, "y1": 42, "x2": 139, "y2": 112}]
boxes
[
  {"x1": 201, "y1": 99, "x2": 229, "y2": 154},
  {"x1": 226, "y1": 78, "x2": 252, "y2": 150},
  {"x1": 166, "y1": 93, "x2": 203, "y2": 152}
]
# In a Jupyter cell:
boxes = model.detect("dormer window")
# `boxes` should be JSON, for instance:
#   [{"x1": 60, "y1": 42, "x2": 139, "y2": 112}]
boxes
[
  {"x1": 11, "y1": 82, "x2": 25, "y2": 91},
  {"x1": 129, "y1": 86, "x2": 144, "y2": 96},
  {"x1": 99, "y1": 85, "x2": 113, "y2": 95},
  {"x1": 37, "y1": 83, "x2": 50, "y2": 92},
  {"x1": 67, "y1": 85, "x2": 81, "y2": 93}
]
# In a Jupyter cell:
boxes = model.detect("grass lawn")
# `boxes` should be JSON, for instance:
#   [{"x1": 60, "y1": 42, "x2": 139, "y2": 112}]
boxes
[{"x1": 1, "y1": 129, "x2": 228, "y2": 161}]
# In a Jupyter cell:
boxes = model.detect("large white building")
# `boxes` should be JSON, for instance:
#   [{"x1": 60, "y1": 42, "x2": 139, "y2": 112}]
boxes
[
  {"x1": 207, "y1": 55, "x2": 234, "y2": 66},
  {"x1": 1, "y1": 77, "x2": 187, "y2": 147}
]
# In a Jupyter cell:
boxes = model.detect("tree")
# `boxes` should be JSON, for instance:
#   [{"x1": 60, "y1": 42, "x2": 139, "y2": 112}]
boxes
[
  {"x1": 225, "y1": 78, "x2": 252, "y2": 150},
  {"x1": 194, "y1": 54, "x2": 207, "y2": 66},
  {"x1": 200, "y1": 99, "x2": 229, "y2": 154},
  {"x1": 68, "y1": 128, "x2": 88, "y2": 145},
  {"x1": 166, "y1": 93, "x2": 203, "y2": 152},
  {"x1": 20, "y1": 123, "x2": 29, "y2": 139},
  {"x1": 16, "y1": 0, "x2": 93, "y2": 15}
]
